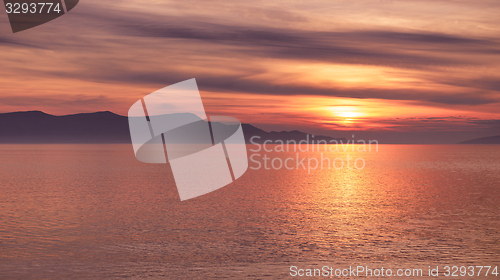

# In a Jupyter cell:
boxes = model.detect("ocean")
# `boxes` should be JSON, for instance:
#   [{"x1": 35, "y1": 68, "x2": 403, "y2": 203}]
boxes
[{"x1": 0, "y1": 144, "x2": 498, "y2": 279}]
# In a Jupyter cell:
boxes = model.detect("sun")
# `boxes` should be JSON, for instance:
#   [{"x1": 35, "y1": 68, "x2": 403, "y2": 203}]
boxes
[{"x1": 329, "y1": 106, "x2": 364, "y2": 119}]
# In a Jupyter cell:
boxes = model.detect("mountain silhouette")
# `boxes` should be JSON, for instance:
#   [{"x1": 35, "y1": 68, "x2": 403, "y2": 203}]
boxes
[
  {"x1": 240, "y1": 124, "x2": 345, "y2": 144},
  {"x1": 0, "y1": 111, "x2": 129, "y2": 143},
  {"x1": 459, "y1": 135, "x2": 500, "y2": 144},
  {"x1": 0, "y1": 111, "x2": 345, "y2": 144}
]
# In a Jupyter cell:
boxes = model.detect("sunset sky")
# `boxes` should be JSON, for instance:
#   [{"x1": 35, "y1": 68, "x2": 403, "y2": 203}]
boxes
[{"x1": 1, "y1": 0, "x2": 499, "y2": 143}]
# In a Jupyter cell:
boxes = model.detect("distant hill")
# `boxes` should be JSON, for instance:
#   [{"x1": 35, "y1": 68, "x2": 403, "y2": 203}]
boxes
[
  {"x1": 0, "y1": 111, "x2": 344, "y2": 144},
  {"x1": 460, "y1": 135, "x2": 500, "y2": 144},
  {"x1": 241, "y1": 124, "x2": 344, "y2": 144},
  {"x1": 0, "y1": 111, "x2": 130, "y2": 143}
]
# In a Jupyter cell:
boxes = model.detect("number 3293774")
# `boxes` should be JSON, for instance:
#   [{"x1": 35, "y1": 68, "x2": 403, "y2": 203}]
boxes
[{"x1": 5, "y1": 3, "x2": 62, "y2": 14}]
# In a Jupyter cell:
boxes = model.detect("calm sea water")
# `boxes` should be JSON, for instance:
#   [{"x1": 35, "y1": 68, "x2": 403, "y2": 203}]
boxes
[{"x1": 0, "y1": 144, "x2": 498, "y2": 279}]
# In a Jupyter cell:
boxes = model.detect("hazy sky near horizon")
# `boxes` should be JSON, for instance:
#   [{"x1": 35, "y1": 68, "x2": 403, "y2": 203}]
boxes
[{"x1": 0, "y1": 0, "x2": 499, "y2": 141}]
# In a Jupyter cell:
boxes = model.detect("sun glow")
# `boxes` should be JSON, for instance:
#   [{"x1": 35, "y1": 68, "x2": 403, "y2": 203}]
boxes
[
  {"x1": 338, "y1": 111, "x2": 363, "y2": 118},
  {"x1": 330, "y1": 106, "x2": 364, "y2": 119}
]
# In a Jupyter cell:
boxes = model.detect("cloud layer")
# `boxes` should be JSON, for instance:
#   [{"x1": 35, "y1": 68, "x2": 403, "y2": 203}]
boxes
[{"x1": 0, "y1": 0, "x2": 499, "y2": 140}]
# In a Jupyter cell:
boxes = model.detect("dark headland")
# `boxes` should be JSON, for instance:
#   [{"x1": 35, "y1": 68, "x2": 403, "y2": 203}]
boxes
[
  {"x1": 0, "y1": 111, "x2": 345, "y2": 144},
  {"x1": 460, "y1": 135, "x2": 500, "y2": 144}
]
